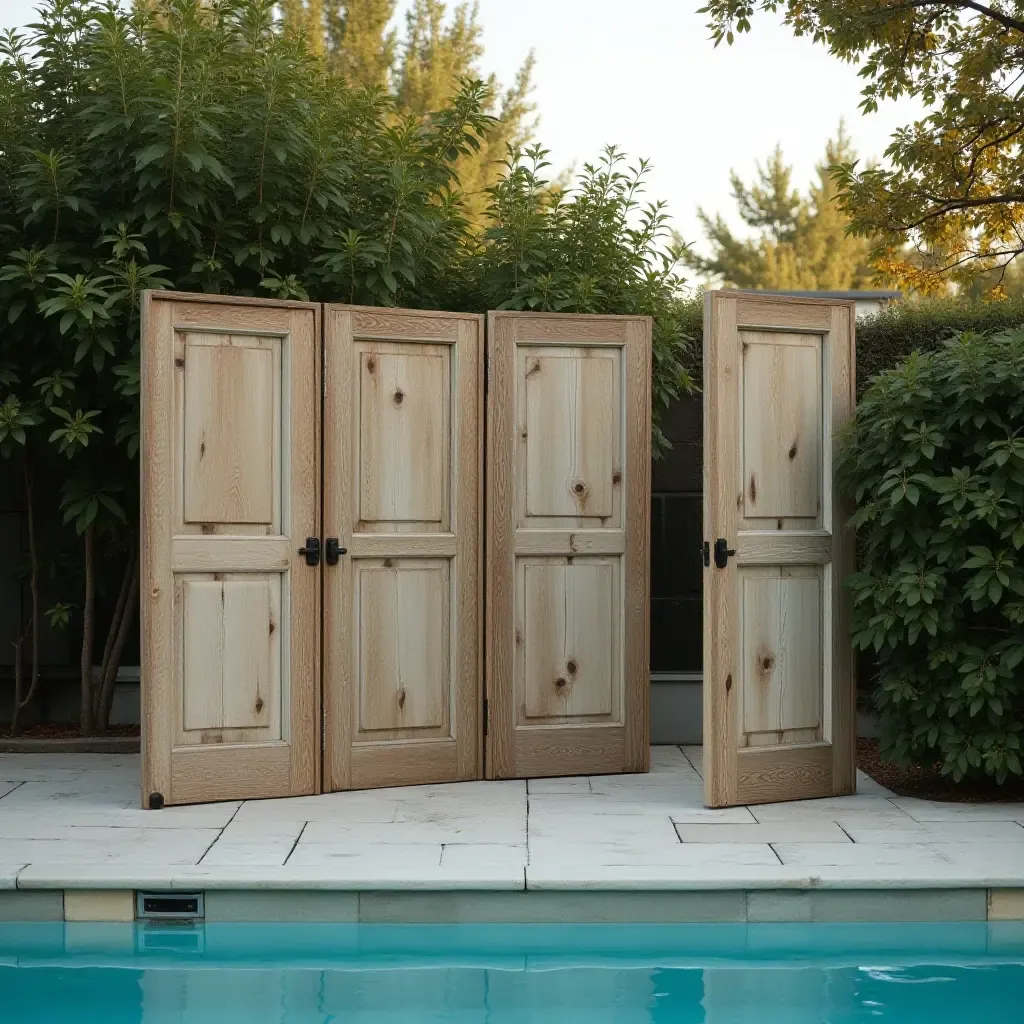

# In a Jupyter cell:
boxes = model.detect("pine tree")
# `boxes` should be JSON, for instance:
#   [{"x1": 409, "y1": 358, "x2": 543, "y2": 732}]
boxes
[
  {"x1": 280, "y1": 0, "x2": 536, "y2": 225},
  {"x1": 325, "y1": 0, "x2": 396, "y2": 89},
  {"x1": 280, "y1": 0, "x2": 325, "y2": 56},
  {"x1": 684, "y1": 124, "x2": 879, "y2": 291}
]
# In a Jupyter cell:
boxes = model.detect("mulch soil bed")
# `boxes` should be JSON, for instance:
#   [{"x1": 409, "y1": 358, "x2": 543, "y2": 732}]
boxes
[
  {"x1": 857, "y1": 737, "x2": 1024, "y2": 803},
  {"x1": 0, "y1": 723, "x2": 140, "y2": 740}
]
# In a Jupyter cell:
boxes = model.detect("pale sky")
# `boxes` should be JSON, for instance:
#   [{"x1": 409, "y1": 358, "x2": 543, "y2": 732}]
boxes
[{"x1": 3, "y1": 0, "x2": 923, "y2": 264}]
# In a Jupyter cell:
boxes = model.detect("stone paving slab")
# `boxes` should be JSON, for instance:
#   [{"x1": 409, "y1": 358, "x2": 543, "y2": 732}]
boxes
[{"x1": 0, "y1": 747, "x2": 1022, "y2": 892}]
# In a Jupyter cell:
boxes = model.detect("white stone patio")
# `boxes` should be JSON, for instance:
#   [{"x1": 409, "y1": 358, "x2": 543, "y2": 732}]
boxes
[{"x1": 1, "y1": 746, "x2": 1023, "y2": 891}]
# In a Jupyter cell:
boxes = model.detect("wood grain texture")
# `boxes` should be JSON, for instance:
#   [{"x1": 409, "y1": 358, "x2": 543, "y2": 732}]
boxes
[
  {"x1": 323, "y1": 305, "x2": 482, "y2": 791},
  {"x1": 514, "y1": 530, "x2": 626, "y2": 556},
  {"x1": 347, "y1": 533, "x2": 458, "y2": 558},
  {"x1": 181, "y1": 577, "x2": 276, "y2": 733},
  {"x1": 486, "y1": 313, "x2": 651, "y2": 780},
  {"x1": 623, "y1": 318, "x2": 652, "y2": 773},
  {"x1": 829, "y1": 302, "x2": 858, "y2": 796},
  {"x1": 740, "y1": 567, "x2": 822, "y2": 742},
  {"x1": 703, "y1": 291, "x2": 857, "y2": 808},
  {"x1": 169, "y1": 743, "x2": 293, "y2": 803},
  {"x1": 703, "y1": 293, "x2": 741, "y2": 807},
  {"x1": 514, "y1": 728, "x2": 626, "y2": 778},
  {"x1": 737, "y1": 532, "x2": 832, "y2": 565},
  {"x1": 741, "y1": 336, "x2": 821, "y2": 521},
  {"x1": 736, "y1": 743, "x2": 833, "y2": 805},
  {"x1": 182, "y1": 340, "x2": 276, "y2": 525},
  {"x1": 350, "y1": 740, "x2": 459, "y2": 790},
  {"x1": 735, "y1": 295, "x2": 833, "y2": 331},
  {"x1": 521, "y1": 350, "x2": 617, "y2": 522},
  {"x1": 356, "y1": 560, "x2": 449, "y2": 733},
  {"x1": 140, "y1": 291, "x2": 174, "y2": 805},
  {"x1": 522, "y1": 561, "x2": 615, "y2": 720},
  {"x1": 171, "y1": 537, "x2": 291, "y2": 572},
  {"x1": 485, "y1": 312, "x2": 517, "y2": 779},
  {"x1": 358, "y1": 348, "x2": 447, "y2": 525},
  {"x1": 140, "y1": 290, "x2": 320, "y2": 807}
]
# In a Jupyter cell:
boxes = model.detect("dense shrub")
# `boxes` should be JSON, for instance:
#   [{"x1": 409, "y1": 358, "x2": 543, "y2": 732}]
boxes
[
  {"x1": 0, "y1": 0, "x2": 693, "y2": 733},
  {"x1": 838, "y1": 330, "x2": 1024, "y2": 782}
]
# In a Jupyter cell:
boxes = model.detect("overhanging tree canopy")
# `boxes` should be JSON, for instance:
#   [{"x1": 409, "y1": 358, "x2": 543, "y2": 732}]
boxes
[{"x1": 700, "y1": 0, "x2": 1024, "y2": 294}]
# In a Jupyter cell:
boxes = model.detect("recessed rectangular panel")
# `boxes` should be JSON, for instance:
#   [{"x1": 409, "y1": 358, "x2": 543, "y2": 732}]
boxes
[
  {"x1": 181, "y1": 576, "x2": 279, "y2": 735},
  {"x1": 183, "y1": 339, "x2": 277, "y2": 525},
  {"x1": 358, "y1": 349, "x2": 447, "y2": 524},
  {"x1": 742, "y1": 335, "x2": 821, "y2": 520},
  {"x1": 521, "y1": 560, "x2": 616, "y2": 721},
  {"x1": 357, "y1": 560, "x2": 449, "y2": 734},
  {"x1": 741, "y1": 567, "x2": 822, "y2": 743},
  {"x1": 522, "y1": 350, "x2": 619, "y2": 521}
]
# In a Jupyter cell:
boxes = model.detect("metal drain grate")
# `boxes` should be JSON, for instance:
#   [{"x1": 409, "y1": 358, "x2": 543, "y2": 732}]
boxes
[{"x1": 136, "y1": 891, "x2": 205, "y2": 921}]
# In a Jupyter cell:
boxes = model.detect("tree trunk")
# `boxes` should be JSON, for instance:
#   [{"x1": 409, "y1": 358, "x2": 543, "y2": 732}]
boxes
[
  {"x1": 11, "y1": 452, "x2": 41, "y2": 734},
  {"x1": 80, "y1": 524, "x2": 96, "y2": 737},
  {"x1": 94, "y1": 548, "x2": 135, "y2": 725},
  {"x1": 97, "y1": 551, "x2": 139, "y2": 734},
  {"x1": 10, "y1": 630, "x2": 27, "y2": 734}
]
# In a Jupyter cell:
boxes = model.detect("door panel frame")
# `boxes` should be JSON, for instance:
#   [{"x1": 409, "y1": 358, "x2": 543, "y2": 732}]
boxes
[
  {"x1": 702, "y1": 290, "x2": 856, "y2": 808},
  {"x1": 141, "y1": 291, "x2": 321, "y2": 807},
  {"x1": 321, "y1": 304, "x2": 483, "y2": 792},
  {"x1": 485, "y1": 312, "x2": 651, "y2": 780}
]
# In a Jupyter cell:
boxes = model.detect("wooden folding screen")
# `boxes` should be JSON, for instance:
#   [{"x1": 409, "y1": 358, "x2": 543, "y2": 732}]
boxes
[
  {"x1": 141, "y1": 293, "x2": 320, "y2": 807},
  {"x1": 702, "y1": 291, "x2": 857, "y2": 807},
  {"x1": 141, "y1": 296, "x2": 657, "y2": 805},
  {"x1": 484, "y1": 313, "x2": 652, "y2": 779}
]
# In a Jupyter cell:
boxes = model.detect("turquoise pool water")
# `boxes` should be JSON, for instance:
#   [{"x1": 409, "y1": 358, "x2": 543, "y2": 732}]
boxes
[{"x1": 3, "y1": 922, "x2": 1023, "y2": 1022}]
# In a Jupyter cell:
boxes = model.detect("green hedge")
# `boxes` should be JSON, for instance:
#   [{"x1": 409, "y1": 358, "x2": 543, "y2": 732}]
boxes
[
  {"x1": 856, "y1": 297, "x2": 1024, "y2": 395},
  {"x1": 678, "y1": 293, "x2": 1024, "y2": 391}
]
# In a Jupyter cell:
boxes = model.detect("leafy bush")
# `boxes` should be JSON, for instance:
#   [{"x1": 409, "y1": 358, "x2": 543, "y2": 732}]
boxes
[
  {"x1": 0, "y1": 0, "x2": 693, "y2": 733},
  {"x1": 477, "y1": 145, "x2": 696, "y2": 451},
  {"x1": 838, "y1": 330, "x2": 1024, "y2": 783}
]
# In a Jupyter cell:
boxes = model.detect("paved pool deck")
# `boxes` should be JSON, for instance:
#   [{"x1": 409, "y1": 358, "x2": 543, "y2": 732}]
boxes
[{"x1": 1, "y1": 746, "x2": 1023, "y2": 920}]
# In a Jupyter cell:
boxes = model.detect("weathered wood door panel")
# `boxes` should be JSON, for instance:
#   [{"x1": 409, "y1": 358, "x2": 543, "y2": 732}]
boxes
[
  {"x1": 703, "y1": 291, "x2": 856, "y2": 807},
  {"x1": 486, "y1": 313, "x2": 651, "y2": 779},
  {"x1": 323, "y1": 306, "x2": 482, "y2": 791},
  {"x1": 141, "y1": 292, "x2": 320, "y2": 807}
]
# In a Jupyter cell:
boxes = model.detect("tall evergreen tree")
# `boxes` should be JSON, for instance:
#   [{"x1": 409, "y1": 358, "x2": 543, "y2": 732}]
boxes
[
  {"x1": 280, "y1": 0, "x2": 325, "y2": 55},
  {"x1": 281, "y1": 0, "x2": 535, "y2": 223},
  {"x1": 684, "y1": 125, "x2": 879, "y2": 291},
  {"x1": 325, "y1": 0, "x2": 396, "y2": 89}
]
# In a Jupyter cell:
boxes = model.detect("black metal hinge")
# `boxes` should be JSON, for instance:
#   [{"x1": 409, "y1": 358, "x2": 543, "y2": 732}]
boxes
[{"x1": 483, "y1": 698, "x2": 489, "y2": 736}]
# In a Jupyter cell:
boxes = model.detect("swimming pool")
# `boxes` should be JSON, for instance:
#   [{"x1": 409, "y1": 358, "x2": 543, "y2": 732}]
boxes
[{"x1": 3, "y1": 921, "x2": 1023, "y2": 1022}]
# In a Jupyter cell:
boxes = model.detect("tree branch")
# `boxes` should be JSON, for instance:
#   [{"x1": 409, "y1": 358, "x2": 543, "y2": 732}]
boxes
[{"x1": 871, "y1": 1, "x2": 1024, "y2": 35}]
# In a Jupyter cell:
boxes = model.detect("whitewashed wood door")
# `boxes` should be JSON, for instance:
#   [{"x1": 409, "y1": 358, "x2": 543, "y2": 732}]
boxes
[
  {"x1": 322, "y1": 305, "x2": 483, "y2": 790},
  {"x1": 486, "y1": 312, "x2": 651, "y2": 779},
  {"x1": 141, "y1": 292, "x2": 320, "y2": 807},
  {"x1": 702, "y1": 291, "x2": 857, "y2": 807}
]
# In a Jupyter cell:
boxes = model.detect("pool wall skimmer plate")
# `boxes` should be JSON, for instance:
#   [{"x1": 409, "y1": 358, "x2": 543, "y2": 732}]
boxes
[{"x1": 1, "y1": 887, "x2": 1023, "y2": 924}]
